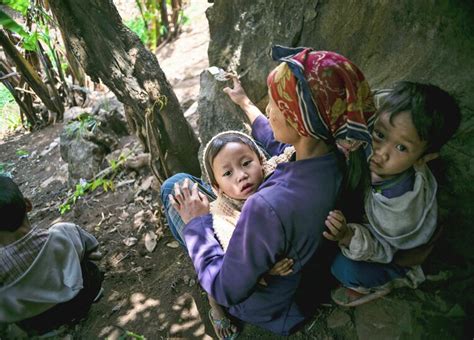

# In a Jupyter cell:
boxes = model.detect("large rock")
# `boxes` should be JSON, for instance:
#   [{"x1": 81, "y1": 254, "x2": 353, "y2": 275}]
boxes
[
  {"x1": 204, "y1": 0, "x2": 474, "y2": 264},
  {"x1": 197, "y1": 69, "x2": 251, "y2": 147},
  {"x1": 60, "y1": 104, "x2": 128, "y2": 181},
  {"x1": 59, "y1": 135, "x2": 106, "y2": 181}
]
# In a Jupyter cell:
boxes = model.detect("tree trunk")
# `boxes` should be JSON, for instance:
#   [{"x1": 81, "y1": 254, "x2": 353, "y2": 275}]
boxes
[
  {"x1": 47, "y1": 0, "x2": 201, "y2": 181},
  {"x1": 171, "y1": 0, "x2": 181, "y2": 37},
  {"x1": 159, "y1": 0, "x2": 170, "y2": 39},
  {"x1": 36, "y1": 41, "x2": 65, "y2": 121}
]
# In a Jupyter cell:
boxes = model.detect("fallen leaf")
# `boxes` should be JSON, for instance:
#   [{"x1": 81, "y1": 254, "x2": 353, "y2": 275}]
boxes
[
  {"x1": 123, "y1": 237, "x2": 138, "y2": 247},
  {"x1": 144, "y1": 231, "x2": 158, "y2": 252},
  {"x1": 139, "y1": 176, "x2": 154, "y2": 192}
]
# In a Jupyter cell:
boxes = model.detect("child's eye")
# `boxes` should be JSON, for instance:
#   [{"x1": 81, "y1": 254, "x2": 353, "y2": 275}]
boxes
[
  {"x1": 242, "y1": 160, "x2": 252, "y2": 167},
  {"x1": 223, "y1": 170, "x2": 232, "y2": 177},
  {"x1": 396, "y1": 144, "x2": 407, "y2": 152},
  {"x1": 373, "y1": 130, "x2": 384, "y2": 140}
]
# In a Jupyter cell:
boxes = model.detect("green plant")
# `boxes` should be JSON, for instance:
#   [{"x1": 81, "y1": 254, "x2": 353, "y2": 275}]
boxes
[
  {"x1": 125, "y1": 17, "x2": 149, "y2": 45},
  {"x1": 118, "y1": 330, "x2": 146, "y2": 340},
  {"x1": 65, "y1": 113, "x2": 98, "y2": 138},
  {"x1": 0, "y1": 108, "x2": 22, "y2": 131},
  {"x1": 0, "y1": 86, "x2": 21, "y2": 132},
  {"x1": 108, "y1": 153, "x2": 128, "y2": 173},
  {"x1": 180, "y1": 12, "x2": 190, "y2": 26},
  {"x1": 16, "y1": 149, "x2": 28, "y2": 156},
  {"x1": 0, "y1": 107, "x2": 22, "y2": 133},
  {"x1": 0, "y1": 162, "x2": 14, "y2": 177},
  {"x1": 0, "y1": 84, "x2": 14, "y2": 107},
  {"x1": 59, "y1": 178, "x2": 114, "y2": 214}
]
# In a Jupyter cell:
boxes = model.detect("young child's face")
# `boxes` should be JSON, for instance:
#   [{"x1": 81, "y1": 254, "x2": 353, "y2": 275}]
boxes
[
  {"x1": 370, "y1": 111, "x2": 427, "y2": 182},
  {"x1": 212, "y1": 142, "x2": 264, "y2": 200}
]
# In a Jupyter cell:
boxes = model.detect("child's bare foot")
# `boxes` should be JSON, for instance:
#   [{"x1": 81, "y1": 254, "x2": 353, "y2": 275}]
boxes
[{"x1": 209, "y1": 306, "x2": 238, "y2": 339}]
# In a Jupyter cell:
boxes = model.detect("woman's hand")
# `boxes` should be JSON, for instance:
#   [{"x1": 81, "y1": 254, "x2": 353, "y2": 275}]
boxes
[
  {"x1": 169, "y1": 178, "x2": 210, "y2": 224},
  {"x1": 268, "y1": 258, "x2": 294, "y2": 276},
  {"x1": 323, "y1": 210, "x2": 353, "y2": 246}
]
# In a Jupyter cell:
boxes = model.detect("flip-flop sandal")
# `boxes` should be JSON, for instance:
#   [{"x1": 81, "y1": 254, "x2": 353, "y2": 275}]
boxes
[
  {"x1": 331, "y1": 286, "x2": 391, "y2": 307},
  {"x1": 208, "y1": 309, "x2": 239, "y2": 340}
]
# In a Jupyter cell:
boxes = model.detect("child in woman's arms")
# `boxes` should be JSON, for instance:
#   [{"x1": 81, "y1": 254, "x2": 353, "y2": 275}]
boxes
[
  {"x1": 171, "y1": 131, "x2": 295, "y2": 339},
  {"x1": 324, "y1": 82, "x2": 461, "y2": 307}
]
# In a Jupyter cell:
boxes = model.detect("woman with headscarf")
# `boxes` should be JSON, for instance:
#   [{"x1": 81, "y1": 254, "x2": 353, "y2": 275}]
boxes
[{"x1": 161, "y1": 46, "x2": 376, "y2": 335}]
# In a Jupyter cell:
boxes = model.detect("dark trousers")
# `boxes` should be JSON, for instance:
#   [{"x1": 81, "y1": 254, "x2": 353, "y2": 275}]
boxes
[{"x1": 17, "y1": 260, "x2": 104, "y2": 335}]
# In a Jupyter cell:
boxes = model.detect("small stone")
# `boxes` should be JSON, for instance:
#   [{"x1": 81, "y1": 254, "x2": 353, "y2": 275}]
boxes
[
  {"x1": 111, "y1": 304, "x2": 122, "y2": 314},
  {"x1": 183, "y1": 275, "x2": 190, "y2": 285},
  {"x1": 123, "y1": 237, "x2": 138, "y2": 247},
  {"x1": 166, "y1": 241, "x2": 180, "y2": 249}
]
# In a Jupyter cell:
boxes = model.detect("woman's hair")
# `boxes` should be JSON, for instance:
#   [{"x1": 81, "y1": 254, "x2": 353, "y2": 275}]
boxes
[
  {"x1": 204, "y1": 132, "x2": 262, "y2": 187},
  {"x1": 0, "y1": 176, "x2": 27, "y2": 232}
]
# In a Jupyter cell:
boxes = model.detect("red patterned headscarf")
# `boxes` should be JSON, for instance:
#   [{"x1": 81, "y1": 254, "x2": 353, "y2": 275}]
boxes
[{"x1": 267, "y1": 46, "x2": 376, "y2": 159}]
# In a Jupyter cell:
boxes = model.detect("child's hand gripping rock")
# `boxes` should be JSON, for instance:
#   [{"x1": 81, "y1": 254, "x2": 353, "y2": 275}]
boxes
[
  {"x1": 223, "y1": 75, "x2": 248, "y2": 106},
  {"x1": 323, "y1": 210, "x2": 354, "y2": 247}
]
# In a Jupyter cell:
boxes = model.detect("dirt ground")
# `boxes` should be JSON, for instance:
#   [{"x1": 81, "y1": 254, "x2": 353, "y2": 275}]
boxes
[{"x1": 0, "y1": 1, "x2": 222, "y2": 339}]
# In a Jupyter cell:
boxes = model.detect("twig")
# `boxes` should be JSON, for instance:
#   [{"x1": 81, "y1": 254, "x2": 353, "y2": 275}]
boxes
[{"x1": 0, "y1": 71, "x2": 18, "y2": 80}]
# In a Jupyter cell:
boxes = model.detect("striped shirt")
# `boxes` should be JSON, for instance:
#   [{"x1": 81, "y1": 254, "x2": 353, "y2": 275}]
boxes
[{"x1": 0, "y1": 226, "x2": 49, "y2": 287}]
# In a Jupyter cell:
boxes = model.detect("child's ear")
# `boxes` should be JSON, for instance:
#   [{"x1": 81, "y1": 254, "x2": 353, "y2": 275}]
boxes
[
  {"x1": 24, "y1": 198, "x2": 33, "y2": 212},
  {"x1": 415, "y1": 152, "x2": 439, "y2": 167}
]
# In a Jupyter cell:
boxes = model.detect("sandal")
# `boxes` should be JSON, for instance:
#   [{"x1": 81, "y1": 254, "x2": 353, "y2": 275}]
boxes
[
  {"x1": 331, "y1": 286, "x2": 391, "y2": 307},
  {"x1": 208, "y1": 309, "x2": 239, "y2": 340}
]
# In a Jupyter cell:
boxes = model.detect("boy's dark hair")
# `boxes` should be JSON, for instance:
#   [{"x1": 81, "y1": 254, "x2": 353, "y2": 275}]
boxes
[
  {"x1": 204, "y1": 133, "x2": 261, "y2": 187},
  {"x1": 0, "y1": 176, "x2": 27, "y2": 232},
  {"x1": 379, "y1": 81, "x2": 461, "y2": 153}
]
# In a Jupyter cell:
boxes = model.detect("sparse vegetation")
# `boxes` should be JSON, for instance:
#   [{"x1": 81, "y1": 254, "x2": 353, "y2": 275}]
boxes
[
  {"x1": 59, "y1": 178, "x2": 114, "y2": 214},
  {"x1": 65, "y1": 113, "x2": 98, "y2": 137}
]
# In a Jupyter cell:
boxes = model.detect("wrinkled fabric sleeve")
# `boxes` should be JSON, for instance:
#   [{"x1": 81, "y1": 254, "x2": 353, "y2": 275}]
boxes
[
  {"x1": 50, "y1": 223, "x2": 99, "y2": 260},
  {"x1": 340, "y1": 223, "x2": 397, "y2": 263},
  {"x1": 184, "y1": 194, "x2": 285, "y2": 306},
  {"x1": 74, "y1": 225, "x2": 100, "y2": 255},
  {"x1": 251, "y1": 115, "x2": 288, "y2": 156}
]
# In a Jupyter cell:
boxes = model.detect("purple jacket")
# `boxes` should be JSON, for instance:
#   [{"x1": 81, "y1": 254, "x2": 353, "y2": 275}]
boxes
[{"x1": 184, "y1": 116, "x2": 342, "y2": 335}]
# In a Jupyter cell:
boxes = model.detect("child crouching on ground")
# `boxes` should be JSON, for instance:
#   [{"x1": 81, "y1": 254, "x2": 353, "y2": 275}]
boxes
[
  {"x1": 0, "y1": 176, "x2": 104, "y2": 335},
  {"x1": 323, "y1": 82, "x2": 461, "y2": 307},
  {"x1": 169, "y1": 131, "x2": 294, "y2": 339}
]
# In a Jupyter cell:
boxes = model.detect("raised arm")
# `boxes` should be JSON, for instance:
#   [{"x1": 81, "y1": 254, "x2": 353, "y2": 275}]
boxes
[{"x1": 223, "y1": 76, "x2": 264, "y2": 124}]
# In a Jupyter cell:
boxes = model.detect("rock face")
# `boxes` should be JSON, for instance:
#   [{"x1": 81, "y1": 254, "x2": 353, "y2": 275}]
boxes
[
  {"x1": 197, "y1": 70, "x2": 251, "y2": 146},
  {"x1": 60, "y1": 98, "x2": 129, "y2": 181},
  {"x1": 203, "y1": 0, "x2": 474, "y2": 264}
]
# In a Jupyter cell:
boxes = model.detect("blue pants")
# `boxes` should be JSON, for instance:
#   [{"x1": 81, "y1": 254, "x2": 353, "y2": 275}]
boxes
[
  {"x1": 331, "y1": 252, "x2": 408, "y2": 289},
  {"x1": 160, "y1": 173, "x2": 215, "y2": 247}
]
